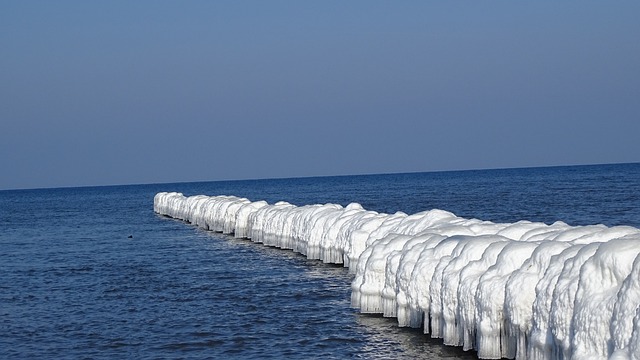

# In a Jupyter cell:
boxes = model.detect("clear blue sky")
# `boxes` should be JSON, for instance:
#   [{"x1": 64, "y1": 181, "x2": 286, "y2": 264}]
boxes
[{"x1": 1, "y1": 1, "x2": 639, "y2": 190}]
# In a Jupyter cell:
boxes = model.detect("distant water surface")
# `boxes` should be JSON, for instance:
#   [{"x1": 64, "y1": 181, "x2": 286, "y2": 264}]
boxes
[{"x1": 1, "y1": 163, "x2": 639, "y2": 359}]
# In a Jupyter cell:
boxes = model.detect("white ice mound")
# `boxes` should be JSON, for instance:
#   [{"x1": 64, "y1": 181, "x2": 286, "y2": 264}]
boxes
[
  {"x1": 571, "y1": 237, "x2": 640, "y2": 360},
  {"x1": 611, "y1": 252, "x2": 640, "y2": 358},
  {"x1": 154, "y1": 192, "x2": 640, "y2": 359}
]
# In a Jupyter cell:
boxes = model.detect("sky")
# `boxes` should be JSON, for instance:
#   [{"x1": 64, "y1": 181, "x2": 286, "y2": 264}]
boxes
[{"x1": 1, "y1": 1, "x2": 639, "y2": 190}]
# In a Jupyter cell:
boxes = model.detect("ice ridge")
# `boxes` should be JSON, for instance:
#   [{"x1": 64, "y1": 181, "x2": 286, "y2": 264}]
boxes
[{"x1": 154, "y1": 192, "x2": 640, "y2": 360}]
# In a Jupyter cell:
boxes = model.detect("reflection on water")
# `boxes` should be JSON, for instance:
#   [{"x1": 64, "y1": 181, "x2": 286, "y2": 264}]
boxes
[{"x1": 355, "y1": 314, "x2": 478, "y2": 359}]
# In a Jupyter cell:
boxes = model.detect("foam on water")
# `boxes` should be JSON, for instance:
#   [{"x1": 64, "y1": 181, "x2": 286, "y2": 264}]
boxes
[{"x1": 154, "y1": 192, "x2": 640, "y2": 359}]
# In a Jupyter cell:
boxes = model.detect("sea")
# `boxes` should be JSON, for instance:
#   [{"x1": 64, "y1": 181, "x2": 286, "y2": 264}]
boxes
[{"x1": 1, "y1": 163, "x2": 639, "y2": 359}]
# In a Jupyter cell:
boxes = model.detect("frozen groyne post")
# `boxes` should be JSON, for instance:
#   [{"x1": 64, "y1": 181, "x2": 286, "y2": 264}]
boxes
[{"x1": 154, "y1": 192, "x2": 640, "y2": 360}]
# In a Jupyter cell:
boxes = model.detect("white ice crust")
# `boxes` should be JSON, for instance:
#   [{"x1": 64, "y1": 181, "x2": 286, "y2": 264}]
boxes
[{"x1": 154, "y1": 192, "x2": 640, "y2": 359}]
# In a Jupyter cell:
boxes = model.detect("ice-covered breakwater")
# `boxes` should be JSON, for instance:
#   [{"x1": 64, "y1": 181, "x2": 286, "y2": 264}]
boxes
[{"x1": 154, "y1": 192, "x2": 640, "y2": 360}]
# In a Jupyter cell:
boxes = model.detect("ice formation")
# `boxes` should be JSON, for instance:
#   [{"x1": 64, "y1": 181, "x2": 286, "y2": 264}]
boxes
[{"x1": 154, "y1": 192, "x2": 640, "y2": 359}]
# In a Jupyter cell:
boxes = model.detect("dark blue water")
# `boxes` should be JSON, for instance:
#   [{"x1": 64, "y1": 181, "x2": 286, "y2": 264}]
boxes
[{"x1": 1, "y1": 163, "x2": 639, "y2": 359}]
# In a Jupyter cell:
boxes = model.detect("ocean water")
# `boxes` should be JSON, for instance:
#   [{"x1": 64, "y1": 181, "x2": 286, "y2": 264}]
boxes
[{"x1": 1, "y1": 163, "x2": 639, "y2": 359}]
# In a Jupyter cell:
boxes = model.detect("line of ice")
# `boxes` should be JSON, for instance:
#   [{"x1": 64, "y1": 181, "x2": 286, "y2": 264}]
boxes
[{"x1": 154, "y1": 192, "x2": 640, "y2": 360}]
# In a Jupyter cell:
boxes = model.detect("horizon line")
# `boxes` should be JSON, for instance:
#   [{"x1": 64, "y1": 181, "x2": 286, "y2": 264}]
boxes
[{"x1": 2, "y1": 161, "x2": 638, "y2": 193}]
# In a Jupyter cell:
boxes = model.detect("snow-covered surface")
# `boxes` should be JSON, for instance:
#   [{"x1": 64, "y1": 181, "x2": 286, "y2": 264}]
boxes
[{"x1": 154, "y1": 192, "x2": 640, "y2": 359}]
